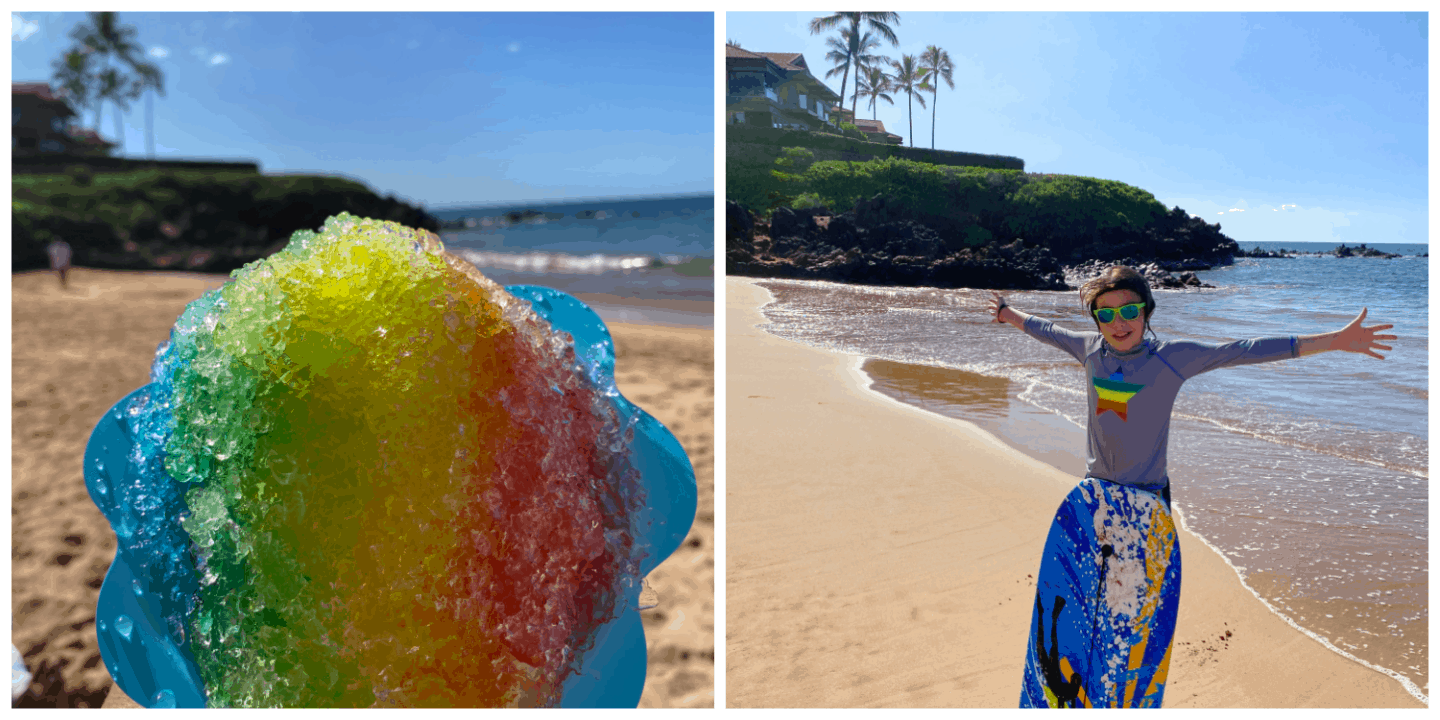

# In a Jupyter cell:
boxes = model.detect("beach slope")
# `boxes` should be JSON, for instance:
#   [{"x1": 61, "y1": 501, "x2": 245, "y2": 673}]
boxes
[{"x1": 724, "y1": 277, "x2": 1419, "y2": 708}]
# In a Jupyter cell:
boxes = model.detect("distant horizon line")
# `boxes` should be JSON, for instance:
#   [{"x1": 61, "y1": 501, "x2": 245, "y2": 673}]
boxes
[{"x1": 427, "y1": 190, "x2": 714, "y2": 213}]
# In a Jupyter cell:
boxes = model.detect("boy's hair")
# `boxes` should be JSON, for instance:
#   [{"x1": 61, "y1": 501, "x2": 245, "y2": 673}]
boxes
[{"x1": 1080, "y1": 266, "x2": 1156, "y2": 326}]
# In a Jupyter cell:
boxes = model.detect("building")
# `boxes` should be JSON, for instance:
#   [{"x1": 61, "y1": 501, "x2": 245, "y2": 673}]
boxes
[
  {"x1": 726, "y1": 45, "x2": 842, "y2": 132},
  {"x1": 12, "y1": 82, "x2": 114, "y2": 156},
  {"x1": 852, "y1": 118, "x2": 903, "y2": 145}
]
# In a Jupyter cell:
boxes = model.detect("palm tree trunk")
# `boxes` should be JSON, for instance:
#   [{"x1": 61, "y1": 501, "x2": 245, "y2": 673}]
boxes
[
  {"x1": 907, "y1": 92, "x2": 913, "y2": 147},
  {"x1": 146, "y1": 89, "x2": 154, "y2": 160},
  {"x1": 114, "y1": 101, "x2": 125, "y2": 155},
  {"x1": 931, "y1": 88, "x2": 938, "y2": 150}
]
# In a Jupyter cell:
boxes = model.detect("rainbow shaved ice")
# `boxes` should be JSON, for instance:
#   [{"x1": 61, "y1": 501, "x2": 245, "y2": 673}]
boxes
[{"x1": 86, "y1": 213, "x2": 691, "y2": 707}]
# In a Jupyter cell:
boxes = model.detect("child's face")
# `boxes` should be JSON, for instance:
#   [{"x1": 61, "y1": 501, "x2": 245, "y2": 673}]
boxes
[{"x1": 1093, "y1": 289, "x2": 1146, "y2": 353}]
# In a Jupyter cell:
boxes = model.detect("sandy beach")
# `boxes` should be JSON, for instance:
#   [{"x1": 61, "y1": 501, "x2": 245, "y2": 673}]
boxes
[
  {"x1": 10, "y1": 267, "x2": 713, "y2": 708},
  {"x1": 724, "y1": 277, "x2": 1421, "y2": 708}
]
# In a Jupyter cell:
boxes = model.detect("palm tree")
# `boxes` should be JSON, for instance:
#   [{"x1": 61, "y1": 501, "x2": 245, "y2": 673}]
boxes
[
  {"x1": 890, "y1": 54, "x2": 933, "y2": 148},
  {"x1": 808, "y1": 12, "x2": 900, "y2": 118},
  {"x1": 50, "y1": 48, "x2": 96, "y2": 125},
  {"x1": 854, "y1": 64, "x2": 895, "y2": 122},
  {"x1": 135, "y1": 62, "x2": 165, "y2": 160},
  {"x1": 920, "y1": 45, "x2": 955, "y2": 151},
  {"x1": 61, "y1": 12, "x2": 165, "y2": 156},
  {"x1": 824, "y1": 28, "x2": 885, "y2": 112}
]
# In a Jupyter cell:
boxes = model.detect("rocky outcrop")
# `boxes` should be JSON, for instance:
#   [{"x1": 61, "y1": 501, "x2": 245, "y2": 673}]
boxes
[
  {"x1": 727, "y1": 201, "x2": 1067, "y2": 290},
  {"x1": 1065, "y1": 259, "x2": 1214, "y2": 289},
  {"x1": 1335, "y1": 243, "x2": 1400, "y2": 258},
  {"x1": 727, "y1": 196, "x2": 1238, "y2": 291}
]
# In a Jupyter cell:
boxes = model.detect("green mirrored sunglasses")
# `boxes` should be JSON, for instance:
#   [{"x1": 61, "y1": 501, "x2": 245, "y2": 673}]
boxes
[{"x1": 1092, "y1": 303, "x2": 1144, "y2": 324}]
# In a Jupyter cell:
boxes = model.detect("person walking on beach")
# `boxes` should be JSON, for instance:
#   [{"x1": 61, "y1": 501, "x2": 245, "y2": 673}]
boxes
[
  {"x1": 46, "y1": 239, "x2": 73, "y2": 289},
  {"x1": 987, "y1": 265, "x2": 1394, "y2": 708}
]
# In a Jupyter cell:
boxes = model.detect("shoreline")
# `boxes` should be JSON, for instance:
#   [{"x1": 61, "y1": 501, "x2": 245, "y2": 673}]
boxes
[
  {"x1": 726, "y1": 276, "x2": 1423, "y2": 708},
  {"x1": 852, "y1": 355, "x2": 1428, "y2": 706}
]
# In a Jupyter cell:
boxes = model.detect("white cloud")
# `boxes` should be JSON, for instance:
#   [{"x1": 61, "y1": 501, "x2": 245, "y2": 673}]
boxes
[
  {"x1": 507, "y1": 42, "x2": 521, "y2": 53},
  {"x1": 1280, "y1": 204, "x2": 1297, "y2": 210},
  {"x1": 192, "y1": 47, "x2": 228, "y2": 66},
  {"x1": 11, "y1": 13, "x2": 38, "y2": 41},
  {"x1": 1217, "y1": 211, "x2": 1225, "y2": 215},
  {"x1": 1227, "y1": 207, "x2": 1245, "y2": 213},
  {"x1": 150, "y1": 46, "x2": 169, "y2": 59}
]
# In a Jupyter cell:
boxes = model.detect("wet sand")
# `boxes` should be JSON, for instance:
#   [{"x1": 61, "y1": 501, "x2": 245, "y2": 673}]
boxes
[
  {"x1": 10, "y1": 267, "x2": 712, "y2": 708},
  {"x1": 725, "y1": 276, "x2": 1421, "y2": 708}
]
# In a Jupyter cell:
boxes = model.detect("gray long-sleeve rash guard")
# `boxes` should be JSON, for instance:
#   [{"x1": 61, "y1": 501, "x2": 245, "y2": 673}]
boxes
[{"x1": 1021, "y1": 315, "x2": 1299, "y2": 490}]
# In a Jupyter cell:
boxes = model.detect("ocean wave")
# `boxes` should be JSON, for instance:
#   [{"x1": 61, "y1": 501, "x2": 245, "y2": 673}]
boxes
[{"x1": 452, "y1": 248, "x2": 664, "y2": 276}]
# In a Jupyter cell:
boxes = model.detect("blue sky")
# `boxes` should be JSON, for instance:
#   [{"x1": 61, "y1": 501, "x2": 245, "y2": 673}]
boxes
[
  {"x1": 12, "y1": 11, "x2": 714, "y2": 209},
  {"x1": 727, "y1": 12, "x2": 1428, "y2": 246}
]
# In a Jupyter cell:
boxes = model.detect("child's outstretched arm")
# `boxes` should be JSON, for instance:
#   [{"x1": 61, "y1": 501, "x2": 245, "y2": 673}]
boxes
[
  {"x1": 1297, "y1": 308, "x2": 1395, "y2": 359},
  {"x1": 986, "y1": 291, "x2": 1095, "y2": 364}
]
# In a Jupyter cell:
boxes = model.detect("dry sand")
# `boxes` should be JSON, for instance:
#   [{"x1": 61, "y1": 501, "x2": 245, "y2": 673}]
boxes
[
  {"x1": 10, "y1": 267, "x2": 712, "y2": 708},
  {"x1": 725, "y1": 277, "x2": 1421, "y2": 708}
]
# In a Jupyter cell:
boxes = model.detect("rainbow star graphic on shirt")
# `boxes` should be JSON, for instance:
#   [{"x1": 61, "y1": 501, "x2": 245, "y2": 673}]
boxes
[{"x1": 1093, "y1": 375, "x2": 1145, "y2": 421}]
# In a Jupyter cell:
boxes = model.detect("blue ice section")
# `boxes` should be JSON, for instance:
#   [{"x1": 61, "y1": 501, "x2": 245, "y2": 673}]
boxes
[{"x1": 85, "y1": 286, "x2": 698, "y2": 708}]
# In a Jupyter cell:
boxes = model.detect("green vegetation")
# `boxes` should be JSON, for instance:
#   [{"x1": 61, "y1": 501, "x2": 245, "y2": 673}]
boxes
[
  {"x1": 759, "y1": 155, "x2": 1173, "y2": 259},
  {"x1": 728, "y1": 126, "x2": 1024, "y2": 214},
  {"x1": 12, "y1": 168, "x2": 437, "y2": 272}
]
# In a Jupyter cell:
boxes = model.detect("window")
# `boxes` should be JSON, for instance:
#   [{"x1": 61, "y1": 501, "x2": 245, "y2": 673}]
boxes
[{"x1": 799, "y1": 93, "x2": 807, "y2": 109}]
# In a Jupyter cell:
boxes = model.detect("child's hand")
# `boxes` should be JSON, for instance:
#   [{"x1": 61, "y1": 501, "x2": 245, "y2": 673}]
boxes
[
  {"x1": 988, "y1": 292, "x2": 1008, "y2": 323},
  {"x1": 1336, "y1": 308, "x2": 1396, "y2": 359}
]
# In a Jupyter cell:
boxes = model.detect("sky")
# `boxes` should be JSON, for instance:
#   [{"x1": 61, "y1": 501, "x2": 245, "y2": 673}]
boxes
[
  {"x1": 12, "y1": 11, "x2": 714, "y2": 209},
  {"x1": 726, "y1": 12, "x2": 1428, "y2": 246}
]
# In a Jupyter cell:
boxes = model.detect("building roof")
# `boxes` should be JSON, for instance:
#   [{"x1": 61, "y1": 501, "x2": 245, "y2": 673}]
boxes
[
  {"x1": 13, "y1": 82, "x2": 78, "y2": 119},
  {"x1": 13, "y1": 82, "x2": 65, "y2": 102},
  {"x1": 726, "y1": 47, "x2": 840, "y2": 103},
  {"x1": 68, "y1": 128, "x2": 116, "y2": 149},
  {"x1": 853, "y1": 118, "x2": 902, "y2": 142},
  {"x1": 754, "y1": 52, "x2": 807, "y2": 72}
]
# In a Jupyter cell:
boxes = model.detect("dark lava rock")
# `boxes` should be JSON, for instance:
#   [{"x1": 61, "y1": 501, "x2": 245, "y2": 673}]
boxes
[
  {"x1": 727, "y1": 196, "x2": 1237, "y2": 291},
  {"x1": 726, "y1": 199, "x2": 754, "y2": 246},
  {"x1": 1066, "y1": 259, "x2": 1215, "y2": 290},
  {"x1": 1335, "y1": 243, "x2": 1400, "y2": 259}
]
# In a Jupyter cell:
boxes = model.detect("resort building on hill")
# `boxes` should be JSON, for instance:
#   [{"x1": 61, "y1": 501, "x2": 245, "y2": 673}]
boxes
[
  {"x1": 12, "y1": 82, "x2": 114, "y2": 156},
  {"x1": 853, "y1": 118, "x2": 903, "y2": 145},
  {"x1": 725, "y1": 45, "x2": 841, "y2": 131}
]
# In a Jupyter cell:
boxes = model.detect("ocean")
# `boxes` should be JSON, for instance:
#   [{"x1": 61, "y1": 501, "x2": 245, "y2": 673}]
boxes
[
  {"x1": 747, "y1": 240, "x2": 1428, "y2": 702},
  {"x1": 430, "y1": 194, "x2": 714, "y2": 327}
]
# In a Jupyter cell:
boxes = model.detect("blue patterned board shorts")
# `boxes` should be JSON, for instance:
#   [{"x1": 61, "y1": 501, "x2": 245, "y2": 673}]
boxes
[{"x1": 1020, "y1": 477, "x2": 1182, "y2": 708}]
